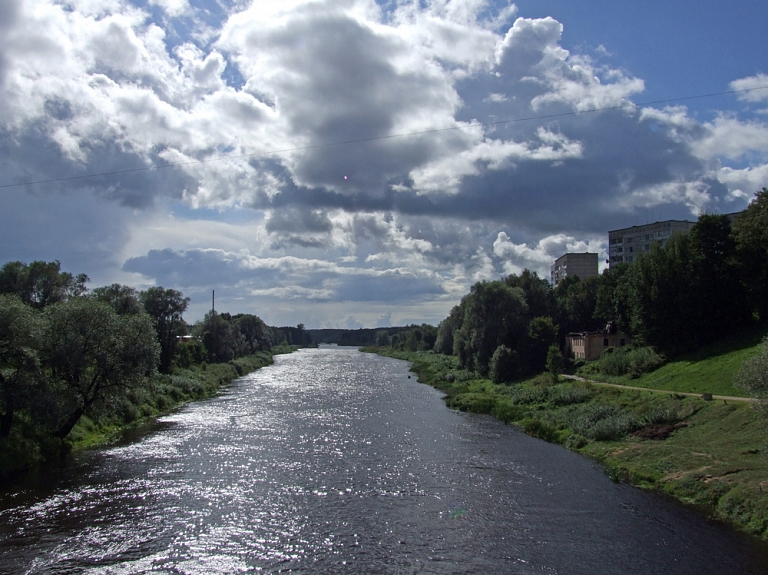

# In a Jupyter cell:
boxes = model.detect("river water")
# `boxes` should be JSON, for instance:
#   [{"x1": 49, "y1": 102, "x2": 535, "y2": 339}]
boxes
[{"x1": 1, "y1": 348, "x2": 767, "y2": 574}]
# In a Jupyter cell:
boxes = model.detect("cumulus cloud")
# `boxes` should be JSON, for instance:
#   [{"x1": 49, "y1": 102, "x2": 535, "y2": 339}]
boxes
[
  {"x1": 1, "y1": 0, "x2": 766, "y2": 326},
  {"x1": 493, "y1": 231, "x2": 605, "y2": 277}
]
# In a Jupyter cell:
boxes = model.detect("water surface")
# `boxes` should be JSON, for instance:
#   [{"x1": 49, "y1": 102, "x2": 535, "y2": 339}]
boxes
[{"x1": 1, "y1": 348, "x2": 766, "y2": 574}]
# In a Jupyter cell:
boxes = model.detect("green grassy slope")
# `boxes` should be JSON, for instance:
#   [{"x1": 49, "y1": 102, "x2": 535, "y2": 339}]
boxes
[
  {"x1": 581, "y1": 327, "x2": 768, "y2": 396},
  {"x1": 368, "y1": 347, "x2": 768, "y2": 540}
]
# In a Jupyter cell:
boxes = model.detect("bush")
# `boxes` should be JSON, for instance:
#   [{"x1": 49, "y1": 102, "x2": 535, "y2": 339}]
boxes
[
  {"x1": 492, "y1": 401, "x2": 525, "y2": 424},
  {"x1": 594, "y1": 346, "x2": 665, "y2": 378},
  {"x1": 489, "y1": 345, "x2": 521, "y2": 384},
  {"x1": 546, "y1": 344, "x2": 564, "y2": 382},
  {"x1": 550, "y1": 387, "x2": 592, "y2": 406}
]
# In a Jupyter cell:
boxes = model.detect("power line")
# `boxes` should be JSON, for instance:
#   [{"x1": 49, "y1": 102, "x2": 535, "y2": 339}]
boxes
[{"x1": 1, "y1": 85, "x2": 767, "y2": 190}]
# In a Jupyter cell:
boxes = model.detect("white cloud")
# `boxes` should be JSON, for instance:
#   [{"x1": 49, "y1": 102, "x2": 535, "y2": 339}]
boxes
[
  {"x1": 731, "y1": 73, "x2": 768, "y2": 103},
  {"x1": 1, "y1": 0, "x2": 767, "y2": 327},
  {"x1": 493, "y1": 231, "x2": 605, "y2": 278}
]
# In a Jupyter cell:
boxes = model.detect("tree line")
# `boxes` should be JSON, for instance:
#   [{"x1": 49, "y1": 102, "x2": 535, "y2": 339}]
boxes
[
  {"x1": 427, "y1": 188, "x2": 768, "y2": 382},
  {"x1": 0, "y1": 261, "x2": 303, "y2": 464}
]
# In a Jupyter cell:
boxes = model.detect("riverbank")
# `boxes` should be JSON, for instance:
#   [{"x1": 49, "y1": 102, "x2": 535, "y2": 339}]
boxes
[
  {"x1": 365, "y1": 347, "x2": 768, "y2": 540},
  {"x1": 0, "y1": 346, "x2": 298, "y2": 482}
]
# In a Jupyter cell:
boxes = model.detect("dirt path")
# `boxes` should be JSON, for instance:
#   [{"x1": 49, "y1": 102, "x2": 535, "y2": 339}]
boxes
[{"x1": 560, "y1": 374, "x2": 757, "y2": 403}]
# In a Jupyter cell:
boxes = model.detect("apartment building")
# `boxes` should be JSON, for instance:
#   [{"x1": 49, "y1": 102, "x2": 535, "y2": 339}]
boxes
[
  {"x1": 550, "y1": 252, "x2": 598, "y2": 287},
  {"x1": 607, "y1": 220, "x2": 695, "y2": 266}
]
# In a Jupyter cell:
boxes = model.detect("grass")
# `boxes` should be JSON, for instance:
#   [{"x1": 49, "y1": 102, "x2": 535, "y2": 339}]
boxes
[
  {"x1": 0, "y1": 350, "x2": 281, "y2": 483},
  {"x1": 577, "y1": 326, "x2": 768, "y2": 397},
  {"x1": 369, "y1": 347, "x2": 768, "y2": 540},
  {"x1": 66, "y1": 351, "x2": 276, "y2": 451}
]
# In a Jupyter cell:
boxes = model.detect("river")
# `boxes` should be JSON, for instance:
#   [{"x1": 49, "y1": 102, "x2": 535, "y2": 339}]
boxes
[{"x1": 1, "y1": 348, "x2": 767, "y2": 574}]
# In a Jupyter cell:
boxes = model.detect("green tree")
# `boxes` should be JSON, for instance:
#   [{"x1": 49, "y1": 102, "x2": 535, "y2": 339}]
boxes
[
  {"x1": 733, "y1": 188, "x2": 768, "y2": 321},
  {"x1": 554, "y1": 275, "x2": 602, "y2": 337},
  {"x1": 234, "y1": 314, "x2": 271, "y2": 355},
  {"x1": 200, "y1": 311, "x2": 238, "y2": 363},
  {"x1": 546, "y1": 344, "x2": 564, "y2": 383},
  {"x1": 0, "y1": 295, "x2": 43, "y2": 438},
  {"x1": 689, "y1": 214, "x2": 749, "y2": 340},
  {"x1": 91, "y1": 284, "x2": 143, "y2": 315},
  {"x1": 0, "y1": 260, "x2": 88, "y2": 309},
  {"x1": 506, "y1": 269, "x2": 556, "y2": 320},
  {"x1": 593, "y1": 264, "x2": 633, "y2": 332},
  {"x1": 42, "y1": 299, "x2": 159, "y2": 439},
  {"x1": 526, "y1": 316, "x2": 558, "y2": 372},
  {"x1": 489, "y1": 345, "x2": 521, "y2": 384},
  {"x1": 626, "y1": 234, "x2": 699, "y2": 355},
  {"x1": 453, "y1": 280, "x2": 529, "y2": 375},
  {"x1": 434, "y1": 305, "x2": 462, "y2": 355},
  {"x1": 140, "y1": 287, "x2": 189, "y2": 373}
]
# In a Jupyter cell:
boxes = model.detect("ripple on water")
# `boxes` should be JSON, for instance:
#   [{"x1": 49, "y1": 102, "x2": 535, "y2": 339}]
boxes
[{"x1": 1, "y1": 348, "x2": 768, "y2": 574}]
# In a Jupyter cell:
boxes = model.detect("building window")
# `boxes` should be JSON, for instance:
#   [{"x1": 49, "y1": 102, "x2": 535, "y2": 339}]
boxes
[
  {"x1": 603, "y1": 338, "x2": 609, "y2": 347},
  {"x1": 620, "y1": 339, "x2": 626, "y2": 346}
]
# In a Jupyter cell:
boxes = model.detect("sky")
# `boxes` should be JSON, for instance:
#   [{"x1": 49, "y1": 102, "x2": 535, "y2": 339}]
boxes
[{"x1": 1, "y1": 0, "x2": 767, "y2": 328}]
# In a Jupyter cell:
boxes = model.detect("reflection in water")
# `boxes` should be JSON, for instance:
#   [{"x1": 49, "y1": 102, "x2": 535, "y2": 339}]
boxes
[{"x1": 1, "y1": 348, "x2": 767, "y2": 574}]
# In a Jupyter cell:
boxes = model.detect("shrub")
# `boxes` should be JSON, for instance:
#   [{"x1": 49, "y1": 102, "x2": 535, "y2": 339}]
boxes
[
  {"x1": 546, "y1": 344, "x2": 564, "y2": 382},
  {"x1": 489, "y1": 345, "x2": 521, "y2": 384},
  {"x1": 492, "y1": 401, "x2": 525, "y2": 424},
  {"x1": 550, "y1": 387, "x2": 592, "y2": 406},
  {"x1": 594, "y1": 346, "x2": 665, "y2": 377}
]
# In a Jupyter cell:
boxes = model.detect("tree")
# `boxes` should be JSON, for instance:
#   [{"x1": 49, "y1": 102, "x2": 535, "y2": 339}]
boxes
[
  {"x1": 506, "y1": 269, "x2": 556, "y2": 320},
  {"x1": 554, "y1": 275, "x2": 602, "y2": 337},
  {"x1": 0, "y1": 295, "x2": 43, "y2": 437},
  {"x1": 689, "y1": 214, "x2": 748, "y2": 340},
  {"x1": 42, "y1": 299, "x2": 159, "y2": 439},
  {"x1": 546, "y1": 344, "x2": 564, "y2": 383},
  {"x1": 0, "y1": 260, "x2": 88, "y2": 309},
  {"x1": 489, "y1": 345, "x2": 521, "y2": 384},
  {"x1": 434, "y1": 305, "x2": 462, "y2": 355},
  {"x1": 626, "y1": 235, "x2": 698, "y2": 355},
  {"x1": 733, "y1": 188, "x2": 768, "y2": 321},
  {"x1": 140, "y1": 287, "x2": 189, "y2": 373},
  {"x1": 91, "y1": 284, "x2": 143, "y2": 315},
  {"x1": 526, "y1": 316, "x2": 558, "y2": 373},
  {"x1": 234, "y1": 314, "x2": 271, "y2": 355},
  {"x1": 453, "y1": 280, "x2": 529, "y2": 375},
  {"x1": 200, "y1": 311, "x2": 238, "y2": 363}
]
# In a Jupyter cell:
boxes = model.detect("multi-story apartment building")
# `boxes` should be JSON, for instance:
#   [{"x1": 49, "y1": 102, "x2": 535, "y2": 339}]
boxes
[
  {"x1": 607, "y1": 220, "x2": 695, "y2": 266},
  {"x1": 550, "y1": 252, "x2": 598, "y2": 287}
]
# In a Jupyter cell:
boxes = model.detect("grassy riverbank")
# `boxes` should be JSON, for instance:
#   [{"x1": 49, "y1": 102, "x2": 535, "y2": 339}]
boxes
[
  {"x1": 1, "y1": 347, "x2": 297, "y2": 481},
  {"x1": 575, "y1": 326, "x2": 768, "y2": 397},
  {"x1": 66, "y1": 350, "x2": 277, "y2": 450},
  {"x1": 366, "y1": 347, "x2": 768, "y2": 540}
]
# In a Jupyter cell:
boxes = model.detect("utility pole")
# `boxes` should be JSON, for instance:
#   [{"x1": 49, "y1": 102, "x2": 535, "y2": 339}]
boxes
[{"x1": 212, "y1": 290, "x2": 215, "y2": 313}]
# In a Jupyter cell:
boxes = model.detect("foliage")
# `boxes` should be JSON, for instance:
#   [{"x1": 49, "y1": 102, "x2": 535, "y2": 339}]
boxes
[
  {"x1": 735, "y1": 336, "x2": 768, "y2": 420},
  {"x1": 489, "y1": 345, "x2": 520, "y2": 384},
  {"x1": 0, "y1": 295, "x2": 43, "y2": 438},
  {"x1": 733, "y1": 188, "x2": 768, "y2": 321},
  {"x1": 0, "y1": 260, "x2": 88, "y2": 309},
  {"x1": 0, "y1": 259, "x2": 288, "y2": 479},
  {"x1": 554, "y1": 274, "x2": 602, "y2": 336},
  {"x1": 91, "y1": 284, "x2": 143, "y2": 315},
  {"x1": 42, "y1": 298, "x2": 160, "y2": 439},
  {"x1": 546, "y1": 344, "x2": 564, "y2": 382},
  {"x1": 582, "y1": 346, "x2": 665, "y2": 378},
  {"x1": 140, "y1": 287, "x2": 190, "y2": 374}
]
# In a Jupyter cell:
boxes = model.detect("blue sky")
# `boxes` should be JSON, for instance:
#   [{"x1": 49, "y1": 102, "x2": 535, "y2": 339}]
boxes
[{"x1": 1, "y1": 0, "x2": 767, "y2": 328}]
